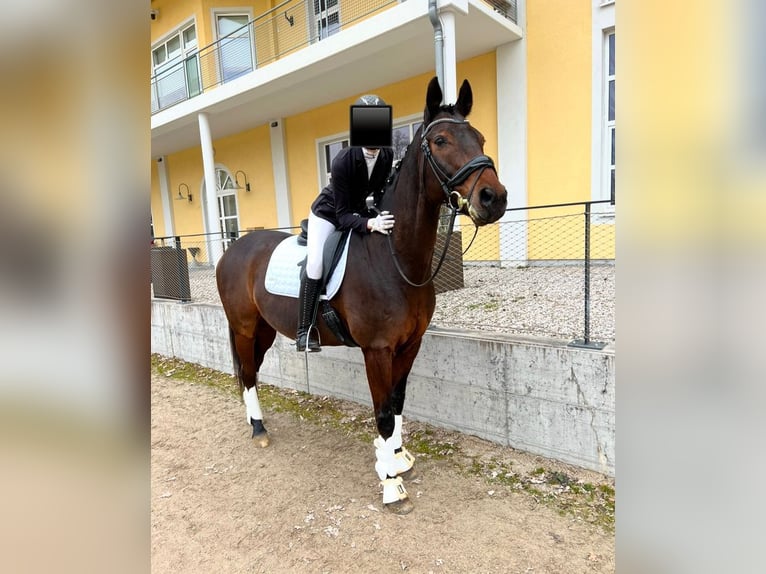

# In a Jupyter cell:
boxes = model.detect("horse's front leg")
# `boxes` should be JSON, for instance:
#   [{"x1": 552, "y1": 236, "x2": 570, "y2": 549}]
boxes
[
  {"x1": 387, "y1": 337, "x2": 424, "y2": 479},
  {"x1": 392, "y1": 380, "x2": 422, "y2": 480},
  {"x1": 363, "y1": 347, "x2": 414, "y2": 515}
]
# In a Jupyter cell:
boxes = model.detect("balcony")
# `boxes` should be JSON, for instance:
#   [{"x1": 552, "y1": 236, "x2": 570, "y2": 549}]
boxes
[
  {"x1": 150, "y1": 0, "x2": 520, "y2": 156},
  {"x1": 152, "y1": 0, "x2": 402, "y2": 114}
]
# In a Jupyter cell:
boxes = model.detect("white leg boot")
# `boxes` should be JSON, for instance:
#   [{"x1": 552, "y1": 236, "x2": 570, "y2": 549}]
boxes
[
  {"x1": 243, "y1": 386, "x2": 263, "y2": 424},
  {"x1": 391, "y1": 415, "x2": 415, "y2": 476},
  {"x1": 374, "y1": 435, "x2": 409, "y2": 505}
]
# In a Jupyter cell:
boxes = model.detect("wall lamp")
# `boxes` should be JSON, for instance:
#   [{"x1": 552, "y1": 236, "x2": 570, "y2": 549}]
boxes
[
  {"x1": 176, "y1": 183, "x2": 192, "y2": 203},
  {"x1": 284, "y1": 12, "x2": 294, "y2": 26},
  {"x1": 234, "y1": 170, "x2": 251, "y2": 192}
]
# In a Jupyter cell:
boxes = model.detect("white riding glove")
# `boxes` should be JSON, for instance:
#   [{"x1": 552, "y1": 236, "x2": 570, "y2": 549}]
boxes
[{"x1": 368, "y1": 211, "x2": 395, "y2": 235}]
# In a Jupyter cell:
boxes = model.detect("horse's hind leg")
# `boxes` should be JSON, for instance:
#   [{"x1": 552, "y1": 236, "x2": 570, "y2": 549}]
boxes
[{"x1": 232, "y1": 322, "x2": 276, "y2": 447}]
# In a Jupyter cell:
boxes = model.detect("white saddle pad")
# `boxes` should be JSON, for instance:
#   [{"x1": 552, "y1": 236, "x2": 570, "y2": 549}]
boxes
[{"x1": 264, "y1": 233, "x2": 351, "y2": 300}]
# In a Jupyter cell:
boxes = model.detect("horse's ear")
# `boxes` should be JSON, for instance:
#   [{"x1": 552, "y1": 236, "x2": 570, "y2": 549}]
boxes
[
  {"x1": 455, "y1": 79, "x2": 473, "y2": 118},
  {"x1": 424, "y1": 76, "x2": 443, "y2": 124}
]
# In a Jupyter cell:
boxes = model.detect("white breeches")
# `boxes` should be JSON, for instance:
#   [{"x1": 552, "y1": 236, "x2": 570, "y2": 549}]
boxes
[{"x1": 306, "y1": 212, "x2": 336, "y2": 280}]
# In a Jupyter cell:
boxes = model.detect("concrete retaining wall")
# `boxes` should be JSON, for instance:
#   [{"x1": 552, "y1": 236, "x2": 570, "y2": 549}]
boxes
[{"x1": 151, "y1": 300, "x2": 615, "y2": 476}]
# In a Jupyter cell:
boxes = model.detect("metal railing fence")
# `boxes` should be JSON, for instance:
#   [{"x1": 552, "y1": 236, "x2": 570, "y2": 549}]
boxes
[
  {"x1": 151, "y1": 200, "x2": 614, "y2": 344},
  {"x1": 151, "y1": 0, "x2": 399, "y2": 114},
  {"x1": 151, "y1": 0, "x2": 519, "y2": 114}
]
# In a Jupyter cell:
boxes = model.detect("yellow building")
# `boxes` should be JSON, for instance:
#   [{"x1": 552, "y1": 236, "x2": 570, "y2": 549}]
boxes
[{"x1": 150, "y1": 0, "x2": 615, "y2": 264}]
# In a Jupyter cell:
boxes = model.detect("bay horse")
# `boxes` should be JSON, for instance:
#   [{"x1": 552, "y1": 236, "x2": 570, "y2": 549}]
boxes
[{"x1": 216, "y1": 77, "x2": 508, "y2": 513}]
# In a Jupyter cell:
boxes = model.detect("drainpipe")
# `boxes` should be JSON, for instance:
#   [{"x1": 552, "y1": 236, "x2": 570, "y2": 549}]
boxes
[{"x1": 428, "y1": 0, "x2": 445, "y2": 103}]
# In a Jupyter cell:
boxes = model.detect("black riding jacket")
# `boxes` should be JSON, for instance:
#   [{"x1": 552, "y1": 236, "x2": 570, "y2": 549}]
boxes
[{"x1": 311, "y1": 146, "x2": 394, "y2": 234}]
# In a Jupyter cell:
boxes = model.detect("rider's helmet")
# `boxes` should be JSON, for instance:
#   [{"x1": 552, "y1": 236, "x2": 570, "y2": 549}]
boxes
[{"x1": 354, "y1": 94, "x2": 387, "y2": 107}]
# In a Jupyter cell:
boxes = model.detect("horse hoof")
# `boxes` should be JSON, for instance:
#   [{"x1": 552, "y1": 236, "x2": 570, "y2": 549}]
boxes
[
  {"x1": 252, "y1": 432, "x2": 270, "y2": 448},
  {"x1": 385, "y1": 497, "x2": 414, "y2": 515}
]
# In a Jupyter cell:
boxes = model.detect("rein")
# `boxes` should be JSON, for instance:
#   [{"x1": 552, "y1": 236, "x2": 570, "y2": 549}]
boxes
[{"x1": 385, "y1": 117, "x2": 495, "y2": 288}]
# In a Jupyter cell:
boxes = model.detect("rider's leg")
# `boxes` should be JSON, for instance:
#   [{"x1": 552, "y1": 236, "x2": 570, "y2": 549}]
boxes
[{"x1": 296, "y1": 212, "x2": 335, "y2": 352}]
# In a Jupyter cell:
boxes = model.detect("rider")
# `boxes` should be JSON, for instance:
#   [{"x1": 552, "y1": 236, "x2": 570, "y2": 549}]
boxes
[{"x1": 296, "y1": 94, "x2": 396, "y2": 352}]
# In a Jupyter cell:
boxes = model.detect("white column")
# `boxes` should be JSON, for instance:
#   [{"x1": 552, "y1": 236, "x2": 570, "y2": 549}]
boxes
[
  {"x1": 440, "y1": 9, "x2": 460, "y2": 231},
  {"x1": 440, "y1": 10, "x2": 458, "y2": 104},
  {"x1": 497, "y1": 1, "x2": 528, "y2": 266},
  {"x1": 198, "y1": 112, "x2": 224, "y2": 265},
  {"x1": 269, "y1": 119, "x2": 293, "y2": 228},
  {"x1": 156, "y1": 156, "x2": 175, "y2": 238}
]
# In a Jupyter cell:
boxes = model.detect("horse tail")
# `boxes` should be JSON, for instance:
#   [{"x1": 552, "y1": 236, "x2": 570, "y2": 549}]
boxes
[{"x1": 228, "y1": 327, "x2": 244, "y2": 395}]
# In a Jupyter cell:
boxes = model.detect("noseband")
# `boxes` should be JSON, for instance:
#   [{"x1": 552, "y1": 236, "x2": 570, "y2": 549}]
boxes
[{"x1": 420, "y1": 118, "x2": 496, "y2": 211}]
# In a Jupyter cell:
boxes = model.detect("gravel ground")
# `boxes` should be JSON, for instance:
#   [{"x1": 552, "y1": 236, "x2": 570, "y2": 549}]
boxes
[
  {"x1": 157, "y1": 263, "x2": 614, "y2": 343},
  {"x1": 432, "y1": 265, "x2": 614, "y2": 343}
]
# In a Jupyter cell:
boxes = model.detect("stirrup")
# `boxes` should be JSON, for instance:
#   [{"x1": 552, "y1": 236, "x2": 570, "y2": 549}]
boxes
[{"x1": 296, "y1": 327, "x2": 321, "y2": 352}]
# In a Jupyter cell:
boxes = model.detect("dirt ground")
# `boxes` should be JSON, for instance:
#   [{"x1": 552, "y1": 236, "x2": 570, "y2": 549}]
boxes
[{"x1": 151, "y1": 368, "x2": 614, "y2": 573}]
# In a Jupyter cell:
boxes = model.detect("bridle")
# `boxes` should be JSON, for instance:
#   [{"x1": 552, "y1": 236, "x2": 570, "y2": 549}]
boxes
[
  {"x1": 387, "y1": 117, "x2": 497, "y2": 288},
  {"x1": 420, "y1": 118, "x2": 496, "y2": 213}
]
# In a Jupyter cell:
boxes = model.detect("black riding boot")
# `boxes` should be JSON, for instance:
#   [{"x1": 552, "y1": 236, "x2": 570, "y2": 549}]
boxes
[{"x1": 296, "y1": 276, "x2": 322, "y2": 352}]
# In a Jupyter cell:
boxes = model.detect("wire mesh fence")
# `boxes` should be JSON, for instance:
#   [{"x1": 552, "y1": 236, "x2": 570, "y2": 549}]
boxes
[{"x1": 151, "y1": 202, "x2": 614, "y2": 344}]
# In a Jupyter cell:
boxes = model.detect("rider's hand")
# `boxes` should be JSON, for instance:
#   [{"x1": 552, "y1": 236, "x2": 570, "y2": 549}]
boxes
[{"x1": 368, "y1": 211, "x2": 395, "y2": 235}]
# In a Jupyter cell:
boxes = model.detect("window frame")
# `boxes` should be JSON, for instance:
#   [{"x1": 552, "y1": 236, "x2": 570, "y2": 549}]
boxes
[
  {"x1": 604, "y1": 31, "x2": 615, "y2": 207},
  {"x1": 212, "y1": 9, "x2": 256, "y2": 83},
  {"x1": 309, "y1": 0, "x2": 341, "y2": 43},
  {"x1": 315, "y1": 113, "x2": 423, "y2": 191},
  {"x1": 590, "y1": 0, "x2": 616, "y2": 219},
  {"x1": 215, "y1": 167, "x2": 241, "y2": 246},
  {"x1": 316, "y1": 131, "x2": 349, "y2": 190},
  {"x1": 391, "y1": 114, "x2": 424, "y2": 163},
  {"x1": 151, "y1": 19, "x2": 200, "y2": 110}
]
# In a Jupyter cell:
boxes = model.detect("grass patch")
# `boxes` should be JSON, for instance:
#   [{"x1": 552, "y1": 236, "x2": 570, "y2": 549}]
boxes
[
  {"x1": 466, "y1": 457, "x2": 615, "y2": 532},
  {"x1": 152, "y1": 354, "x2": 237, "y2": 396},
  {"x1": 406, "y1": 428, "x2": 460, "y2": 460},
  {"x1": 467, "y1": 301, "x2": 501, "y2": 312}
]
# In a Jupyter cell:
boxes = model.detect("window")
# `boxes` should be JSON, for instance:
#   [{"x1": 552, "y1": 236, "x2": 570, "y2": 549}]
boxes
[
  {"x1": 312, "y1": 0, "x2": 340, "y2": 42},
  {"x1": 319, "y1": 138, "x2": 348, "y2": 187},
  {"x1": 605, "y1": 32, "x2": 615, "y2": 203},
  {"x1": 215, "y1": 169, "x2": 240, "y2": 247},
  {"x1": 317, "y1": 116, "x2": 422, "y2": 188},
  {"x1": 217, "y1": 14, "x2": 254, "y2": 82},
  {"x1": 151, "y1": 22, "x2": 199, "y2": 112},
  {"x1": 591, "y1": 0, "x2": 615, "y2": 211},
  {"x1": 391, "y1": 118, "x2": 423, "y2": 163}
]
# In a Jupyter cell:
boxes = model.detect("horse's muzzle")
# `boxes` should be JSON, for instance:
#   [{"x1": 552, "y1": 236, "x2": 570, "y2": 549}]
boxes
[{"x1": 468, "y1": 185, "x2": 507, "y2": 225}]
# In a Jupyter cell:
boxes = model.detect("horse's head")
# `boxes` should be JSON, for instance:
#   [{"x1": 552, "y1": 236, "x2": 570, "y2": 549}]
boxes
[{"x1": 420, "y1": 77, "x2": 508, "y2": 225}]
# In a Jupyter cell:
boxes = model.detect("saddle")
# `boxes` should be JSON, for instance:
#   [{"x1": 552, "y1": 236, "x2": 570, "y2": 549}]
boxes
[
  {"x1": 295, "y1": 219, "x2": 348, "y2": 292},
  {"x1": 265, "y1": 220, "x2": 358, "y2": 347}
]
